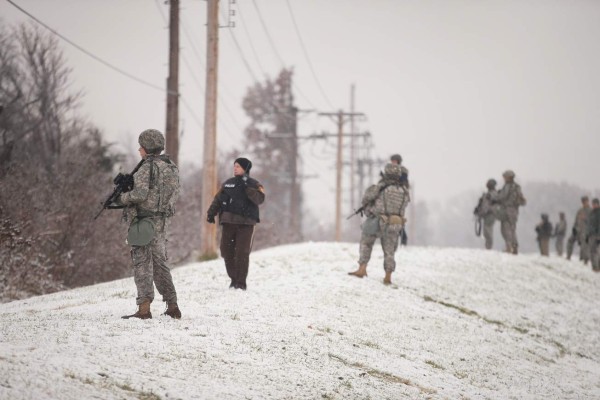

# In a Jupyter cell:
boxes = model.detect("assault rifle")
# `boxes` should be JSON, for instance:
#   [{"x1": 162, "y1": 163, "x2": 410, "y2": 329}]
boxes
[{"x1": 94, "y1": 159, "x2": 144, "y2": 220}]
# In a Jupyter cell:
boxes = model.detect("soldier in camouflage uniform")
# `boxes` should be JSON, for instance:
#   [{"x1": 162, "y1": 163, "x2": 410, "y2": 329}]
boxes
[
  {"x1": 587, "y1": 198, "x2": 600, "y2": 272},
  {"x1": 475, "y1": 179, "x2": 498, "y2": 250},
  {"x1": 567, "y1": 196, "x2": 591, "y2": 264},
  {"x1": 553, "y1": 212, "x2": 567, "y2": 257},
  {"x1": 118, "y1": 129, "x2": 181, "y2": 320},
  {"x1": 492, "y1": 170, "x2": 526, "y2": 254},
  {"x1": 348, "y1": 163, "x2": 409, "y2": 285}
]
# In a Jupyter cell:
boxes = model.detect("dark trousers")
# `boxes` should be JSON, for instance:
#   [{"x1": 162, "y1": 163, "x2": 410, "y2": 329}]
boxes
[{"x1": 220, "y1": 224, "x2": 255, "y2": 289}]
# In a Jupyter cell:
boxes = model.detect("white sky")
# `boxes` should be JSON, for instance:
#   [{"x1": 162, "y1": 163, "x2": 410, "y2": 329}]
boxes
[{"x1": 2, "y1": 0, "x2": 599, "y2": 214}]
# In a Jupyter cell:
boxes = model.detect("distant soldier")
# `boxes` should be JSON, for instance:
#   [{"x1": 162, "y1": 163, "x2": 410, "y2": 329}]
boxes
[
  {"x1": 566, "y1": 196, "x2": 591, "y2": 264},
  {"x1": 348, "y1": 163, "x2": 409, "y2": 285},
  {"x1": 474, "y1": 179, "x2": 498, "y2": 250},
  {"x1": 535, "y1": 214, "x2": 553, "y2": 256},
  {"x1": 553, "y1": 212, "x2": 567, "y2": 257},
  {"x1": 492, "y1": 170, "x2": 526, "y2": 254},
  {"x1": 118, "y1": 129, "x2": 181, "y2": 320},
  {"x1": 587, "y1": 198, "x2": 600, "y2": 272},
  {"x1": 207, "y1": 158, "x2": 265, "y2": 290}
]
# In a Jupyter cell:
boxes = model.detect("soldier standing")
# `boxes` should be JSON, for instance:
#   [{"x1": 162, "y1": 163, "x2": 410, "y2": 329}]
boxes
[
  {"x1": 492, "y1": 170, "x2": 526, "y2": 254},
  {"x1": 348, "y1": 163, "x2": 409, "y2": 285},
  {"x1": 587, "y1": 198, "x2": 600, "y2": 272},
  {"x1": 207, "y1": 158, "x2": 265, "y2": 290},
  {"x1": 566, "y1": 196, "x2": 591, "y2": 264},
  {"x1": 535, "y1": 214, "x2": 553, "y2": 256},
  {"x1": 553, "y1": 212, "x2": 567, "y2": 257},
  {"x1": 474, "y1": 179, "x2": 498, "y2": 250},
  {"x1": 119, "y1": 129, "x2": 181, "y2": 320}
]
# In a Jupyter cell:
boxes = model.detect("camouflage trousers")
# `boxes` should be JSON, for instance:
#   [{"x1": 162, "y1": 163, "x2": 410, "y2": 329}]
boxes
[
  {"x1": 500, "y1": 208, "x2": 519, "y2": 253},
  {"x1": 555, "y1": 234, "x2": 565, "y2": 257},
  {"x1": 358, "y1": 223, "x2": 401, "y2": 272},
  {"x1": 130, "y1": 219, "x2": 177, "y2": 305},
  {"x1": 483, "y1": 215, "x2": 495, "y2": 250},
  {"x1": 567, "y1": 231, "x2": 589, "y2": 262},
  {"x1": 538, "y1": 238, "x2": 550, "y2": 256},
  {"x1": 588, "y1": 235, "x2": 600, "y2": 270}
]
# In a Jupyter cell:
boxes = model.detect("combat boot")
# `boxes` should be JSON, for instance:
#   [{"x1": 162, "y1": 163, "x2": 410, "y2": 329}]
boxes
[
  {"x1": 163, "y1": 302, "x2": 181, "y2": 319},
  {"x1": 122, "y1": 301, "x2": 152, "y2": 320},
  {"x1": 383, "y1": 271, "x2": 392, "y2": 286},
  {"x1": 348, "y1": 264, "x2": 367, "y2": 278}
]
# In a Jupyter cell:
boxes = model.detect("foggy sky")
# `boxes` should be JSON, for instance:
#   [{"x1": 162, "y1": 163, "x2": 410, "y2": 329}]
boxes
[{"x1": 2, "y1": 0, "x2": 599, "y2": 218}]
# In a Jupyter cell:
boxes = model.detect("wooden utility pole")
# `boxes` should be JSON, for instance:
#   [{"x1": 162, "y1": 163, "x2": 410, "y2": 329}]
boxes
[
  {"x1": 289, "y1": 106, "x2": 300, "y2": 239},
  {"x1": 200, "y1": 0, "x2": 219, "y2": 258},
  {"x1": 319, "y1": 110, "x2": 365, "y2": 241},
  {"x1": 165, "y1": 0, "x2": 180, "y2": 165},
  {"x1": 349, "y1": 84, "x2": 356, "y2": 211}
]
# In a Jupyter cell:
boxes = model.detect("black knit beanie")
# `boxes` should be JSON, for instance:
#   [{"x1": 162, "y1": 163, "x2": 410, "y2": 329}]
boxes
[{"x1": 234, "y1": 157, "x2": 252, "y2": 174}]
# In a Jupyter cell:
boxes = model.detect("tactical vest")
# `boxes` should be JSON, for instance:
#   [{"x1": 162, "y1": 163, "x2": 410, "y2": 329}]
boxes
[{"x1": 220, "y1": 176, "x2": 260, "y2": 222}]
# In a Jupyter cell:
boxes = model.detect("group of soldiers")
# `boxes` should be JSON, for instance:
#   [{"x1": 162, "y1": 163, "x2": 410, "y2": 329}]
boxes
[
  {"x1": 475, "y1": 175, "x2": 600, "y2": 272},
  {"x1": 534, "y1": 196, "x2": 600, "y2": 271},
  {"x1": 474, "y1": 170, "x2": 527, "y2": 254}
]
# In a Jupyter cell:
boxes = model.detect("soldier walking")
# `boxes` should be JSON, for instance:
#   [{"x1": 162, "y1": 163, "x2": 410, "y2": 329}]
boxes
[
  {"x1": 553, "y1": 212, "x2": 567, "y2": 257},
  {"x1": 474, "y1": 179, "x2": 498, "y2": 250},
  {"x1": 535, "y1": 214, "x2": 553, "y2": 256},
  {"x1": 567, "y1": 196, "x2": 591, "y2": 264},
  {"x1": 492, "y1": 170, "x2": 526, "y2": 254},
  {"x1": 119, "y1": 129, "x2": 181, "y2": 320},
  {"x1": 348, "y1": 163, "x2": 409, "y2": 285},
  {"x1": 587, "y1": 198, "x2": 600, "y2": 272},
  {"x1": 207, "y1": 158, "x2": 265, "y2": 290}
]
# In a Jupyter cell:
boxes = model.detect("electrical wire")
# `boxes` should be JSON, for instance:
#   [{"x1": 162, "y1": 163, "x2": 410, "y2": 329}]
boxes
[
  {"x1": 7, "y1": 0, "x2": 207, "y2": 128},
  {"x1": 284, "y1": 0, "x2": 335, "y2": 110}
]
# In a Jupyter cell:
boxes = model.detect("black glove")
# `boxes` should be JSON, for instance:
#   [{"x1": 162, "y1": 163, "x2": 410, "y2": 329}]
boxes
[
  {"x1": 207, "y1": 214, "x2": 215, "y2": 224},
  {"x1": 114, "y1": 173, "x2": 134, "y2": 193}
]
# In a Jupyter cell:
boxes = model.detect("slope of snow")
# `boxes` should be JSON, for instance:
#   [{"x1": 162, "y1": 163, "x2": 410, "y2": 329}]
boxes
[{"x1": 1, "y1": 243, "x2": 599, "y2": 399}]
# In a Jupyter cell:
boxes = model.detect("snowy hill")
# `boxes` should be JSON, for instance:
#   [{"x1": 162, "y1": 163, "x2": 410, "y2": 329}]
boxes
[{"x1": 1, "y1": 243, "x2": 599, "y2": 400}]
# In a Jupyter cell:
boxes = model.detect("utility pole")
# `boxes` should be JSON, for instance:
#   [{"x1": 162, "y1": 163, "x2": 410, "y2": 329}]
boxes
[
  {"x1": 318, "y1": 110, "x2": 365, "y2": 241},
  {"x1": 289, "y1": 106, "x2": 300, "y2": 240},
  {"x1": 349, "y1": 84, "x2": 356, "y2": 211},
  {"x1": 200, "y1": 0, "x2": 219, "y2": 258},
  {"x1": 165, "y1": 0, "x2": 180, "y2": 165}
]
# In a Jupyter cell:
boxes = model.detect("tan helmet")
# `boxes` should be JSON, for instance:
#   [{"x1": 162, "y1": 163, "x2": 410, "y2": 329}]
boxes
[
  {"x1": 502, "y1": 170, "x2": 515, "y2": 179},
  {"x1": 138, "y1": 129, "x2": 165, "y2": 153}
]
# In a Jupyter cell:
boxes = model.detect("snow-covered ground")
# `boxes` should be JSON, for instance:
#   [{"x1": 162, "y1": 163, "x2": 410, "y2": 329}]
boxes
[{"x1": 1, "y1": 243, "x2": 599, "y2": 400}]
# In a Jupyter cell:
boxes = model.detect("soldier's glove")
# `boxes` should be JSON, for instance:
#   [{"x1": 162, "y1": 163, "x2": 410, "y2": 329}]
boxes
[{"x1": 207, "y1": 214, "x2": 216, "y2": 224}]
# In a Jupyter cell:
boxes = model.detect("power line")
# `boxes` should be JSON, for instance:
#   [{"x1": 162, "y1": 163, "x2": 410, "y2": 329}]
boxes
[
  {"x1": 7, "y1": 0, "x2": 207, "y2": 128},
  {"x1": 7, "y1": 0, "x2": 169, "y2": 95},
  {"x1": 236, "y1": 2, "x2": 268, "y2": 79},
  {"x1": 249, "y1": 0, "x2": 317, "y2": 109},
  {"x1": 284, "y1": 0, "x2": 335, "y2": 110}
]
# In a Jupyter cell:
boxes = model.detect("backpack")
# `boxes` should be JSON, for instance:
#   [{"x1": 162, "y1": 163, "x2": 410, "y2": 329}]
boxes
[{"x1": 150, "y1": 156, "x2": 180, "y2": 217}]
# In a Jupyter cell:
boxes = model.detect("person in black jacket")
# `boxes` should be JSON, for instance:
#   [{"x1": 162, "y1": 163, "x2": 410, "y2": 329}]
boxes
[
  {"x1": 206, "y1": 158, "x2": 265, "y2": 290},
  {"x1": 535, "y1": 213, "x2": 553, "y2": 257}
]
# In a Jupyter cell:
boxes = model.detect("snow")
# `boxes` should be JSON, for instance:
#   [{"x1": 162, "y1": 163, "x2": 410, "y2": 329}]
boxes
[{"x1": 1, "y1": 242, "x2": 599, "y2": 400}]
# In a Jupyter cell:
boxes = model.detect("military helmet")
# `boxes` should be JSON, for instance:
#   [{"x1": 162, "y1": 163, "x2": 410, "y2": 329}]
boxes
[
  {"x1": 502, "y1": 170, "x2": 515, "y2": 178},
  {"x1": 390, "y1": 154, "x2": 402, "y2": 164},
  {"x1": 138, "y1": 129, "x2": 165, "y2": 153},
  {"x1": 541, "y1": 213, "x2": 549, "y2": 220},
  {"x1": 486, "y1": 179, "x2": 497, "y2": 189},
  {"x1": 384, "y1": 163, "x2": 401, "y2": 177}
]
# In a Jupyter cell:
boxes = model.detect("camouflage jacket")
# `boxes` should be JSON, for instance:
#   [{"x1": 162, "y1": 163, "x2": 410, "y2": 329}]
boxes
[
  {"x1": 587, "y1": 208, "x2": 600, "y2": 237},
  {"x1": 362, "y1": 178, "x2": 409, "y2": 218},
  {"x1": 493, "y1": 182, "x2": 525, "y2": 210},
  {"x1": 117, "y1": 155, "x2": 180, "y2": 221},
  {"x1": 476, "y1": 189, "x2": 498, "y2": 218},
  {"x1": 574, "y1": 206, "x2": 591, "y2": 233},
  {"x1": 554, "y1": 219, "x2": 567, "y2": 236}
]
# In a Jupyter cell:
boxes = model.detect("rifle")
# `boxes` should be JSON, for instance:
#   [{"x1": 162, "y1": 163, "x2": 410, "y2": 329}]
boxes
[
  {"x1": 347, "y1": 205, "x2": 365, "y2": 220},
  {"x1": 94, "y1": 159, "x2": 144, "y2": 220}
]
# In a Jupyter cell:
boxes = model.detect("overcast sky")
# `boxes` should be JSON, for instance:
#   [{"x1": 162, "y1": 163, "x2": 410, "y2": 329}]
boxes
[{"x1": 2, "y1": 0, "x2": 599, "y2": 216}]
